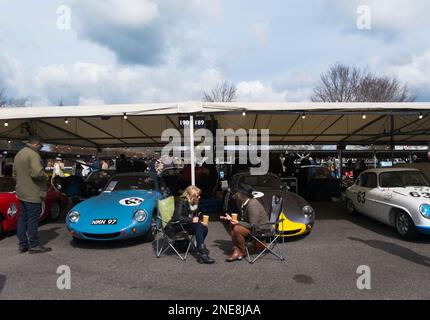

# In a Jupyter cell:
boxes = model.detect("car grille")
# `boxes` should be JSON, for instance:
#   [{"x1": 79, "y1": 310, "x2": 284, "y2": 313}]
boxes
[{"x1": 82, "y1": 232, "x2": 121, "y2": 239}]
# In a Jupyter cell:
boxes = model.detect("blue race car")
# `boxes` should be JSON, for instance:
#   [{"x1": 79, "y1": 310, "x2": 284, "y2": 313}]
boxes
[{"x1": 66, "y1": 173, "x2": 163, "y2": 241}]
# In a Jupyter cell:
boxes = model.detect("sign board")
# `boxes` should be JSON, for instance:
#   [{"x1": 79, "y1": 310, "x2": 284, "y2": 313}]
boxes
[{"x1": 179, "y1": 115, "x2": 206, "y2": 129}]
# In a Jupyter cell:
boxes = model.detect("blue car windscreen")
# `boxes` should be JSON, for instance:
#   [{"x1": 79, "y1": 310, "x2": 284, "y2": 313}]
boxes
[{"x1": 106, "y1": 176, "x2": 155, "y2": 191}]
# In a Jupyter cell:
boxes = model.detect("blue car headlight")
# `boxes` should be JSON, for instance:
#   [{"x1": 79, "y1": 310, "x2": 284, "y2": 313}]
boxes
[
  {"x1": 134, "y1": 209, "x2": 147, "y2": 222},
  {"x1": 302, "y1": 206, "x2": 315, "y2": 219},
  {"x1": 419, "y1": 204, "x2": 430, "y2": 219},
  {"x1": 68, "y1": 211, "x2": 80, "y2": 223}
]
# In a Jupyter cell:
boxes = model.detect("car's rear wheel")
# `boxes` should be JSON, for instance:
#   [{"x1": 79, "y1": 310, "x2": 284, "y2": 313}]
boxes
[
  {"x1": 346, "y1": 198, "x2": 358, "y2": 215},
  {"x1": 49, "y1": 202, "x2": 61, "y2": 221},
  {"x1": 142, "y1": 214, "x2": 157, "y2": 242},
  {"x1": 395, "y1": 211, "x2": 419, "y2": 240}
]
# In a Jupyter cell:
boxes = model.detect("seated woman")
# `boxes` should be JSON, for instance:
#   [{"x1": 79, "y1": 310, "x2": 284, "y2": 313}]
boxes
[
  {"x1": 170, "y1": 185, "x2": 215, "y2": 264},
  {"x1": 221, "y1": 183, "x2": 269, "y2": 262}
]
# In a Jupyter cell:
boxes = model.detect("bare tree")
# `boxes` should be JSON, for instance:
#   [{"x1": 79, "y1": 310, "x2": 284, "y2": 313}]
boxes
[
  {"x1": 203, "y1": 81, "x2": 237, "y2": 102},
  {"x1": 0, "y1": 88, "x2": 28, "y2": 107},
  {"x1": 357, "y1": 74, "x2": 416, "y2": 102},
  {"x1": 311, "y1": 64, "x2": 416, "y2": 102},
  {"x1": 0, "y1": 89, "x2": 7, "y2": 107},
  {"x1": 311, "y1": 64, "x2": 361, "y2": 102}
]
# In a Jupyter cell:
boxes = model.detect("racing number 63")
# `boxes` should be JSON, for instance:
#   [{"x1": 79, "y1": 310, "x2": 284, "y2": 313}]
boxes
[{"x1": 357, "y1": 191, "x2": 366, "y2": 204}]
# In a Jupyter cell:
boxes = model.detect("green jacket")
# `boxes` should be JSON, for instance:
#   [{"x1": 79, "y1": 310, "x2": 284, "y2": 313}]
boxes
[{"x1": 13, "y1": 145, "x2": 48, "y2": 203}]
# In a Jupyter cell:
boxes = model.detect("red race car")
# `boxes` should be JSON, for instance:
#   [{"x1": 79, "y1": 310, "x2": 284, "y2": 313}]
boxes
[{"x1": 0, "y1": 176, "x2": 68, "y2": 236}]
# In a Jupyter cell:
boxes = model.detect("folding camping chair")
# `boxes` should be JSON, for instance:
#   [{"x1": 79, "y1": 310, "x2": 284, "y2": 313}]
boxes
[
  {"x1": 244, "y1": 195, "x2": 285, "y2": 264},
  {"x1": 155, "y1": 196, "x2": 196, "y2": 261}
]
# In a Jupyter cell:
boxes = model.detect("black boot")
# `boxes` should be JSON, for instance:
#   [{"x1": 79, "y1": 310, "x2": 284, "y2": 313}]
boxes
[
  {"x1": 200, "y1": 244, "x2": 210, "y2": 255},
  {"x1": 197, "y1": 244, "x2": 215, "y2": 264}
]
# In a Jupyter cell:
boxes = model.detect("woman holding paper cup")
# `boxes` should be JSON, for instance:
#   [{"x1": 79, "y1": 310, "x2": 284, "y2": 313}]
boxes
[
  {"x1": 170, "y1": 185, "x2": 215, "y2": 264},
  {"x1": 221, "y1": 183, "x2": 269, "y2": 262}
]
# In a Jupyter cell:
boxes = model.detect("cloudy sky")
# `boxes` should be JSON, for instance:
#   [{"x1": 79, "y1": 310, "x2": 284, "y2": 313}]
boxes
[{"x1": 0, "y1": 0, "x2": 429, "y2": 106}]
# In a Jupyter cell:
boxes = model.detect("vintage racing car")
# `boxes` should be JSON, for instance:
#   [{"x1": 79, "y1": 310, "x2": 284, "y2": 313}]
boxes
[
  {"x1": 345, "y1": 168, "x2": 430, "y2": 239},
  {"x1": 224, "y1": 172, "x2": 315, "y2": 237},
  {"x1": 0, "y1": 176, "x2": 68, "y2": 236},
  {"x1": 66, "y1": 172, "x2": 164, "y2": 242}
]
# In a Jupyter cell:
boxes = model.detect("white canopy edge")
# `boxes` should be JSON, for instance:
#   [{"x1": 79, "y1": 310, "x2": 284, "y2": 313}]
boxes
[{"x1": 1, "y1": 102, "x2": 430, "y2": 120}]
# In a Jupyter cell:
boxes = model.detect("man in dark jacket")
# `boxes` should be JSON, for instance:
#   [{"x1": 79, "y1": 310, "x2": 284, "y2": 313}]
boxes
[
  {"x1": 221, "y1": 183, "x2": 269, "y2": 262},
  {"x1": 116, "y1": 154, "x2": 132, "y2": 174},
  {"x1": 13, "y1": 134, "x2": 51, "y2": 254}
]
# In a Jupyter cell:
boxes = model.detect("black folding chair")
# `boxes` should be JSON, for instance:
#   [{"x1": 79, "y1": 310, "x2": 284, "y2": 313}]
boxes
[
  {"x1": 155, "y1": 196, "x2": 196, "y2": 261},
  {"x1": 244, "y1": 195, "x2": 285, "y2": 264}
]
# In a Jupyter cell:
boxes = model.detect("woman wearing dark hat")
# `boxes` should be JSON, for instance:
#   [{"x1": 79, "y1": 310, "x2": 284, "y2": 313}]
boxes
[{"x1": 220, "y1": 183, "x2": 269, "y2": 262}]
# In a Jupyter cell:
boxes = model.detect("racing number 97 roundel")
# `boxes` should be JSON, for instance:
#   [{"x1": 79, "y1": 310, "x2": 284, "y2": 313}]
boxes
[{"x1": 119, "y1": 197, "x2": 144, "y2": 206}]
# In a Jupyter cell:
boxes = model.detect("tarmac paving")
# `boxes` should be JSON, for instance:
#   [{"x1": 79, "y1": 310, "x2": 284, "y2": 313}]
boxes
[{"x1": 0, "y1": 201, "x2": 429, "y2": 300}]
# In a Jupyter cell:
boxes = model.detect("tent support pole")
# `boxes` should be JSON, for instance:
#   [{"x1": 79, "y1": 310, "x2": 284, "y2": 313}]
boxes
[
  {"x1": 190, "y1": 114, "x2": 195, "y2": 186},
  {"x1": 374, "y1": 151, "x2": 377, "y2": 169}
]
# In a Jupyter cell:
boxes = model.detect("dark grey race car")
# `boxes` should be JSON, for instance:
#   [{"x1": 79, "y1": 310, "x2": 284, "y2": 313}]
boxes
[{"x1": 223, "y1": 173, "x2": 315, "y2": 237}]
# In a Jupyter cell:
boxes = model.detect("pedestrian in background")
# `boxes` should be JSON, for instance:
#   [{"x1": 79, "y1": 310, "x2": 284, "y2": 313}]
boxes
[
  {"x1": 116, "y1": 154, "x2": 132, "y2": 173},
  {"x1": 13, "y1": 134, "x2": 52, "y2": 254}
]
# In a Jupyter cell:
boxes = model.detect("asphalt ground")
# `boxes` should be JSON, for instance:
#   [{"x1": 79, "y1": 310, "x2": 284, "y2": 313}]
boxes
[{"x1": 0, "y1": 201, "x2": 429, "y2": 300}]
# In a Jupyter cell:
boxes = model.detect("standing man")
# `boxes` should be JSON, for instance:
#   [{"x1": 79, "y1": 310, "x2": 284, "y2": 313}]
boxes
[{"x1": 13, "y1": 134, "x2": 52, "y2": 254}]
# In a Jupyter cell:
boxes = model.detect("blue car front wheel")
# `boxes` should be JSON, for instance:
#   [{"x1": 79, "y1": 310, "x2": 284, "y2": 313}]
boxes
[{"x1": 142, "y1": 215, "x2": 157, "y2": 242}]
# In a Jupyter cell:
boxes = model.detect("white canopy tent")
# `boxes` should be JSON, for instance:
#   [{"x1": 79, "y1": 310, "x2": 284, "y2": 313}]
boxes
[
  {"x1": 1, "y1": 102, "x2": 430, "y2": 148},
  {"x1": 1, "y1": 101, "x2": 430, "y2": 184}
]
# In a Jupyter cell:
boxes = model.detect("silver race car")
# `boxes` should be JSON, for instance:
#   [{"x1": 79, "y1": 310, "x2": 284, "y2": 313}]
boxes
[
  {"x1": 224, "y1": 173, "x2": 315, "y2": 237},
  {"x1": 345, "y1": 168, "x2": 430, "y2": 239}
]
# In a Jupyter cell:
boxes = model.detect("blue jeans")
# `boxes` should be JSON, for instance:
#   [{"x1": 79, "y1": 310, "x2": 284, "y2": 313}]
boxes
[
  {"x1": 183, "y1": 222, "x2": 208, "y2": 247},
  {"x1": 17, "y1": 201, "x2": 42, "y2": 248}
]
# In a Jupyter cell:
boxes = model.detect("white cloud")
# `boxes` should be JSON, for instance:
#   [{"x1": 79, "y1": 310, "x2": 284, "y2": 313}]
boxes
[
  {"x1": 236, "y1": 81, "x2": 287, "y2": 101},
  {"x1": 32, "y1": 61, "x2": 225, "y2": 105},
  {"x1": 383, "y1": 50, "x2": 430, "y2": 98},
  {"x1": 73, "y1": 0, "x2": 223, "y2": 66},
  {"x1": 86, "y1": 0, "x2": 159, "y2": 28},
  {"x1": 0, "y1": 52, "x2": 29, "y2": 99}
]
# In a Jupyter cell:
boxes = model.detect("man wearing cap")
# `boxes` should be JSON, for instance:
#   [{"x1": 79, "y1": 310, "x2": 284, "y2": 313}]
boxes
[
  {"x1": 221, "y1": 183, "x2": 269, "y2": 262},
  {"x1": 13, "y1": 134, "x2": 52, "y2": 254}
]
